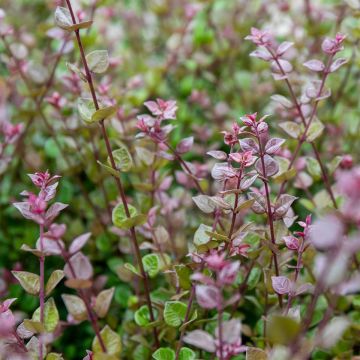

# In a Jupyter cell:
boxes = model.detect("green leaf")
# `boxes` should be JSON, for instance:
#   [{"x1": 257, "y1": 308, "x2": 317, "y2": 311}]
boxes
[
  {"x1": 11, "y1": 271, "x2": 40, "y2": 295},
  {"x1": 247, "y1": 267, "x2": 262, "y2": 290},
  {"x1": 32, "y1": 298, "x2": 59, "y2": 332},
  {"x1": 266, "y1": 315, "x2": 300, "y2": 345},
  {"x1": 91, "y1": 105, "x2": 117, "y2": 123},
  {"x1": 97, "y1": 160, "x2": 121, "y2": 179},
  {"x1": 66, "y1": 62, "x2": 87, "y2": 82},
  {"x1": 175, "y1": 265, "x2": 191, "y2": 290},
  {"x1": 123, "y1": 263, "x2": 141, "y2": 277},
  {"x1": 235, "y1": 198, "x2": 255, "y2": 213},
  {"x1": 23, "y1": 319, "x2": 45, "y2": 333},
  {"x1": 134, "y1": 305, "x2": 157, "y2": 327},
  {"x1": 179, "y1": 348, "x2": 196, "y2": 360},
  {"x1": 61, "y1": 294, "x2": 87, "y2": 321},
  {"x1": 164, "y1": 301, "x2": 187, "y2": 327},
  {"x1": 142, "y1": 253, "x2": 170, "y2": 278},
  {"x1": 86, "y1": 50, "x2": 109, "y2": 74},
  {"x1": 306, "y1": 119, "x2": 324, "y2": 142},
  {"x1": 92, "y1": 325, "x2": 122, "y2": 356},
  {"x1": 112, "y1": 203, "x2": 147, "y2": 230},
  {"x1": 78, "y1": 98, "x2": 96, "y2": 124},
  {"x1": 327, "y1": 156, "x2": 342, "y2": 174},
  {"x1": 54, "y1": 7, "x2": 72, "y2": 30},
  {"x1": 152, "y1": 347, "x2": 175, "y2": 360},
  {"x1": 193, "y1": 223, "x2": 213, "y2": 247},
  {"x1": 246, "y1": 347, "x2": 268, "y2": 360},
  {"x1": 110, "y1": 143, "x2": 133, "y2": 172},
  {"x1": 94, "y1": 287, "x2": 115, "y2": 318},
  {"x1": 46, "y1": 353, "x2": 64, "y2": 360},
  {"x1": 306, "y1": 157, "x2": 321, "y2": 180},
  {"x1": 45, "y1": 270, "x2": 64, "y2": 296},
  {"x1": 278, "y1": 121, "x2": 301, "y2": 139}
]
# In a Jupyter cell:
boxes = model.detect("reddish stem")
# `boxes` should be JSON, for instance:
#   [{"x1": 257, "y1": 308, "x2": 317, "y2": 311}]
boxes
[
  {"x1": 64, "y1": 0, "x2": 160, "y2": 346},
  {"x1": 39, "y1": 224, "x2": 45, "y2": 359}
]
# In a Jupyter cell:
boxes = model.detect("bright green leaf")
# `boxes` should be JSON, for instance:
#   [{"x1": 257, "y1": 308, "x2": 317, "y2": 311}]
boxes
[
  {"x1": 110, "y1": 143, "x2": 133, "y2": 172},
  {"x1": 12, "y1": 271, "x2": 40, "y2": 295},
  {"x1": 164, "y1": 301, "x2": 187, "y2": 327},
  {"x1": 32, "y1": 298, "x2": 59, "y2": 332},
  {"x1": 152, "y1": 347, "x2": 175, "y2": 360}
]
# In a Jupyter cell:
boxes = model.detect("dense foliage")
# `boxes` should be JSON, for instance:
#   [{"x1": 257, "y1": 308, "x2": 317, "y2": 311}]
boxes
[{"x1": 1, "y1": 0, "x2": 360, "y2": 359}]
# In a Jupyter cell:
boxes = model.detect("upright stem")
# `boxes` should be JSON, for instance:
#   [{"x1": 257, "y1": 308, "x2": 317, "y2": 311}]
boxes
[
  {"x1": 39, "y1": 224, "x2": 45, "y2": 359},
  {"x1": 267, "y1": 47, "x2": 337, "y2": 208},
  {"x1": 64, "y1": 0, "x2": 160, "y2": 346},
  {"x1": 217, "y1": 299, "x2": 224, "y2": 360},
  {"x1": 55, "y1": 240, "x2": 107, "y2": 353},
  {"x1": 256, "y1": 132, "x2": 283, "y2": 308}
]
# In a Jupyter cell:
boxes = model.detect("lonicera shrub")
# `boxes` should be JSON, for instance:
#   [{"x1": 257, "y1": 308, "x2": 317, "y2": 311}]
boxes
[{"x1": 0, "y1": 0, "x2": 360, "y2": 359}]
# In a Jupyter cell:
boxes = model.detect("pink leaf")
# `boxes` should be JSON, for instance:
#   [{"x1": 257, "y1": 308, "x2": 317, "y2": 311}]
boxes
[
  {"x1": 195, "y1": 285, "x2": 220, "y2": 309},
  {"x1": 310, "y1": 215, "x2": 344, "y2": 250},
  {"x1": 207, "y1": 150, "x2": 227, "y2": 160},
  {"x1": 274, "y1": 194, "x2": 297, "y2": 218},
  {"x1": 45, "y1": 202, "x2": 68, "y2": 223},
  {"x1": 303, "y1": 59, "x2": 325, "y2": 72},
  {"x1": 69, "y1": 233, "x2": 91, "y2": 254},
  {"x1": 330, "y1": 58, "x2": 348, "y2": 73},
  {"x1": 64, "y1": 252, "x2": 93, "y2": 280},
  {"x1": 255, "y1": 155, "x2": 279, "y2": 177},
  {"x1": 183, "y1": 330, "x2": 216, "y2": 352},
  {"x1": 283, "y1": 236, "x2": 299, "y2": 251},
  {"x1": 265, "y1": 138, "x2": 285, "y2": 154},
  {"x1": 218, "y1": 261, "x2": 240, "y2": 285},
  {"x1": 276, "y1": 41, "x2": 294, "y2": 56},
  {"x1": 271, "y1": 59, "x2": 293, "y2": 74},
  {"x1": 249, "y1": 48, "x2": 272, "y2": 61},
  {"x1": 271, "y1": 276, "x2": 292, "y2": 295},
  {"x1": 176, "y1": 136, "x2": 194, "y2": 154},
  {"x1": 239, "y1": 138, "x2": 259, "y2": 154}
]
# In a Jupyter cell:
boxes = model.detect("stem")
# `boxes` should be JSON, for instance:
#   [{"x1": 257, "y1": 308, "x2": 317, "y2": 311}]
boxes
[
  {"x1": 267, "y1": 47, "x2": 337, "y2": 208},
  {"x1": 217, "y1": 300, "x2": 224, "y2": 360},
  {"x1": 64, "y1": 0, "x2": 160, "y2": 346},
  {"x1": 12, "y1": 330, "x2": 28, "y2": 353},
  {"x1": 39, "y1": 224, "x2": 45, "y2": 360},
  {"x1": 55, "y1": 240, "x2": 107, "y2": 353},
  {"x1": 256, "y1": 132, "x2": 283, "y2": 308}
]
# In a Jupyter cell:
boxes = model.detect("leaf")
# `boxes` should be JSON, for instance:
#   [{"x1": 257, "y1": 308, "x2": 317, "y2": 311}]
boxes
[
  {"x1": 327, "y1": 155, "x2": 342, "y2": 174},
  {"x1": 266, "y1": 315, "x2": 300, "y2": 345},
  {"x1": 66, "y1": 62, "x2": 87, "y2": 82},
  {"x1": 68, "y1": 20, "x2": 93, "y2": 31},
  {"x1": 94, "y1": 287, "x2": 115, "y2": 318},
  {"x1": 306, "y1": 157, "x2": 321, "y2": 180},
  {"x1": 78, "y1": 98, "x2": 96, "y2": 124},
  {"x1": 46, "y1": 354, "x2": 64, "y2": 360},
  {"x1": 240, "y1": 173, "x2": 258, "y2": 190},
  {"x1": 86, "y1": 50, "x2": 109, "y2": 74},
  {"x1": 142, "y1": 253, "x2": 170, "y2": 278},
  {"x1": 206, "y1": 150, "x2": 227, "y2": 160},
  {"x1": 271, "y1": 276, "x2": 292, "y2": 295},
  {"x1": 176, "y1": 137, "x2": 193, "y2": 154},
  {"x1": 246, "y1": 347, "x2": 268, "y2": 360},
  {"x1": 175, "y1": 265, "x2": 191, "y2": 290},
  {"x1": 97, "y1": 160, "x2": 121, "y2": 179},
  {"x1": 134, "y1": 305, "x2": 157, "y2": 327},
  {"x1": 69, "y1": 233, "x2": 91, "y2": 254},
  {"x1": 330, "y1": 58, "x2": 348, "y2": 73},
  {"x1": 248, "y1": 192, "x2": 267, "y2": 214},
  {"x1": 265, "y1": 138, "x2": 285, "y2": 154},
  {"x1": 306, "y1": 119, "x2": 324, "y2": 142},
  {"x1": 270, "y1": 94, "x2": 293, "y2": 109},
  {"x1": 135, "y1": 146, "x2": 155, "y2": 165},
  {"x1": 64, "y1": 252, "x2": 93, "y2": 280},
  {"x1": 91, "y1": 105, "x2": 117, "y2": 123},
  {"x1": 179, "y1": 348, "x2": 196, "y2": 360},
  {"x1": 45, "y1": 270, "x2": 64, "y2": 296},
  {"x1": 274, "y1": 194, "x2": 297, "y2": 218},
  {"x1": 195, "y1": 285, "x2": 220, "y2": 309},
  {"x1": 239, "y1": 138, "x2": 259, "y2": 154},
  {"x1": 152, "y1": 348, "x2": 175, "y2": 360},
  {"x1": 23, "y1": 319, "x2": 44, "y2": 333},
  {"x1": 92, "y1": 325, "x2": 122, "y2": 356},
  {"x1": 11, "y1": 271, "x2": 40, "y2": 295},
  {"x1": 193, "y1": 224, "x2": 213, "y2": 247},
  {"x1": 303, "y1": 59, "x2": 325, "y2": 72},
  {"x1": 110, "y1": 143, "x2": 133, "y2": 172},
  {"x1": 32, "y1": 298, "x2": 59, "y2": 332},
  {"x1": 278, "y1": 122, "x2": 301, "y2": 139},
  {"x1": 164, "y1": 301, "x2": 187, "y2": 327},
  {"x1": 255, "y1": 155, "x2": 279, "y2": 177},
  {"x1": 317, "y1": 317, "x2": 350, "y2": 349},
  {"x1": 112, "y1": 203, "x2": 147, "y2": 230},
  {"x1": 54, "y1": 7, "x2": 72, "y2": 30},
  {"x1": 192, "y1": 195, "x2": 216, "y2": 214},
  {"x1": 183, "y1": 330, "x2": 216, "y2": 352},
  {"x1": 235, "y1": 198, "x2": 255, "y2": 213},
  {"x1": 62, "y1": 294, "x2": 87, "y2": 321}
]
